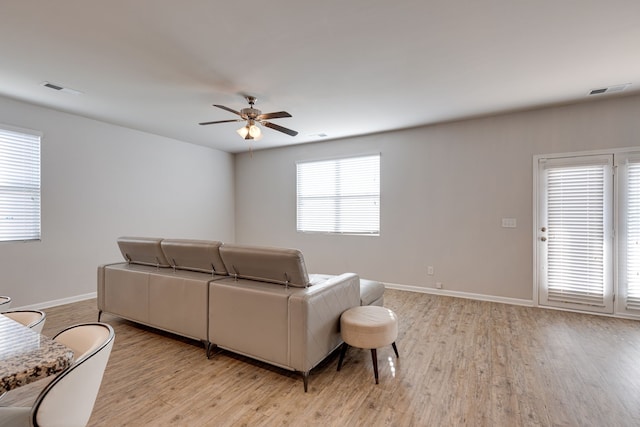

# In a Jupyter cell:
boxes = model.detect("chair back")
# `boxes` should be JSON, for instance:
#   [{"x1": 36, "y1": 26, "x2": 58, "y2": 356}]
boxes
[
  {"x1": 31, "y1": 323, "x2": 115, "y2": 427},
  {"x1": 2, "y1": 310, "x2": 46, "y2": 333},
  {"x1": 0, "y1": 296, "x2": 11, "y2": 310}
]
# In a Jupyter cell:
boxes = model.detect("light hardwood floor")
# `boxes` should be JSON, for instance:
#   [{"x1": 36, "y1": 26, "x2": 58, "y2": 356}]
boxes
[{"x1": 3, "y1": 289, "x2": 640, "y2": 426}]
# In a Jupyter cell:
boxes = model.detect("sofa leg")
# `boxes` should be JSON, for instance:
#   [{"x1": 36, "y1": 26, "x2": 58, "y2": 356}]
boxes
[
  {"x1": 337, "y1": 342, "x2": 349, "y2": 371},
  {"x1": 97, "y1": 310, "x2": 102, "y2": 322},
  {"x1": 206, "y1": 342, "x2": 217, "y2": 359},
  {"x1": 302, "y1": 371, "x2": 309, "y2": 392}
]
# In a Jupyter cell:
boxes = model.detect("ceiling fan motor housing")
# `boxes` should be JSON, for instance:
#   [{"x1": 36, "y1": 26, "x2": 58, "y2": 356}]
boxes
[{"x1": 240, "y1": 107, "x2": 261, "y2": 120}]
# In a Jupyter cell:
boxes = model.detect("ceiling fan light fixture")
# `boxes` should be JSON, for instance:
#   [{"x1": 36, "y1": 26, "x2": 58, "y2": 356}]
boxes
[
  {"x1": 237, "y1": 124, "x2": 261, "y2": 140},
  {"x1": 237, "y1": 125, "x2": 250, "y2": 139},
  {"x1": 249, "y1": 124, "x2": 261, "y2": 138}
]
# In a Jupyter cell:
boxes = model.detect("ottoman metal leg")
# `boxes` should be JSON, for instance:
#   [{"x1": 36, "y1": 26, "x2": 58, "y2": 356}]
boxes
[
  {"x1": 392, "y1": 342, "x2": 399, "y2": 358},
  {"x1": 371, "y1": 348, "x2": 379, "y2": 384}
]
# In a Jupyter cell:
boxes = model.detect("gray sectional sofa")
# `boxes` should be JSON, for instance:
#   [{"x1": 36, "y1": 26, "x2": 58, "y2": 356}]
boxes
[{"x1": 97, "y1": 237, "x2": 384, "y2": 391}]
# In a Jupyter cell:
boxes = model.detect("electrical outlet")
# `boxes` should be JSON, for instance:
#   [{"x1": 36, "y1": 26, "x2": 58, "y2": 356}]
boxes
[
  {"x1": 436, "y1": 282, "x2": 442, "y2": 289},
  {"x1": 427, "y1": 266, "x2": 434, "y2": 276}
]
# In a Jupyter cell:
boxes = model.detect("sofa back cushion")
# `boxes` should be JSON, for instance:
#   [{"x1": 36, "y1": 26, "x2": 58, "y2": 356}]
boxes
[
  {"x1": 219, "y1": 244, "x2": 310, "y2": 287},
  {"x1": 160, "y1": 239, "x2": 227, "y2": 275},
  {"x1": 117, "y1": 237, "x2": 171, "y2": 267}
]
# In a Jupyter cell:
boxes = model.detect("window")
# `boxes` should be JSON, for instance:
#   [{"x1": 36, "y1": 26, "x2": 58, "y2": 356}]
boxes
[
  {"x1": 0, "y1": 125, "x2": 41, "y2": 242},
  {"x1": 296, "y1": 154, "x2": 380, "y2": 235}
]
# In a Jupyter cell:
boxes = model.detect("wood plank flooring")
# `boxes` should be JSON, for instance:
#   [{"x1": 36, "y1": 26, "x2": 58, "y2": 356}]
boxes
[{"x1": 3, "y1": 290, "x2": 640, "y2": 426}]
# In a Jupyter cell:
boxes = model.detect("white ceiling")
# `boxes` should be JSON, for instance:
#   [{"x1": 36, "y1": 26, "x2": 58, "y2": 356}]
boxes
[{"x1": 1, "y1": 1, "x2": 639, "y2": 153}]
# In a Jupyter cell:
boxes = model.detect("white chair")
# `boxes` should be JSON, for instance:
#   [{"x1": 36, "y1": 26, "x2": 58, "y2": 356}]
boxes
[
  {"x1": 0, "y1": 323, "x2": 115, "y2": 427},
  {"x1": 0, "y1": 296, "x2": 11, "y2": 310},
  {"x1": 2, "y1": 310, "x2": 46, "y2": 333}
]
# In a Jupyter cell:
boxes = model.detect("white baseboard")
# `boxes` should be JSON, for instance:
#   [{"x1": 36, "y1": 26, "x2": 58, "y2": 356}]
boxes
[
  {"x1": 12, "y1": 286, "x2": 639, "y2": 321},
  {"x1": 14, "y1": 285, "x2": 533, "y2": 312},
  {"x1": 15, "y1": 292, "x2": 97, "y2": 311},
  {"x1": 383, "y1": 282, "x2": 534, "y2": 307}
]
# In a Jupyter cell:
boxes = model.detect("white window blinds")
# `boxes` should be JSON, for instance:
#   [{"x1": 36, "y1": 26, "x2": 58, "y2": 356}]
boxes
[
  {"x1": 544, "y1": 160, "x2": 610, "y2": 307},
  {"x1": 624, "y1": 159, "x2": 640, "y2": 310},
  {"x1": 296, "y1": 154, "x2": 380, "y2": 235},
  {"x1": 0, "y1": 126, "x2": 41, "y2": 242}
]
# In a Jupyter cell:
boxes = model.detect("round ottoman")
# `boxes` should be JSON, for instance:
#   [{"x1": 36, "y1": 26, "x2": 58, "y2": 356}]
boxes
[{"x1": 337, "y1": 305, "x2": 399, "y2": 384}]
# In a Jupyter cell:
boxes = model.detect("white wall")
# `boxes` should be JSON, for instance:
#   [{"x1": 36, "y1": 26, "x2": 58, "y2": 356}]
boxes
[
  {"x1": 235, "y1": 94, "x2": 640, "y2": 301},
  {"x1": 0, "y1": 96, "x2": 235, "y2": 307}
]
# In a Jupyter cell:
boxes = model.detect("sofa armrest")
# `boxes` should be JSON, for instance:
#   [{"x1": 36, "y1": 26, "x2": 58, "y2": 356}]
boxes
[
  {"x1": 97, "y1": 262, "x2": 131, "y2": 312},
  {"x1": 97, "y1": 263, "x2": 123, "y2": 312},
  {"x1": 288, "y1": 273, "x2": 360, "y2": 372}
]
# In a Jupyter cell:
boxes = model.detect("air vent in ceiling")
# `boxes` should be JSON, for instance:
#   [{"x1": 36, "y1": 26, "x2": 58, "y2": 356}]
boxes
[
  {"x1": 43, "y1": 82, "x2": 63, "y2": 91},
  {"x1": 589, "y1": 83, "x2": 631, "y2": 96},
  {"x1": 40, "y1": 81, "x2": 83, "y2": 95}
]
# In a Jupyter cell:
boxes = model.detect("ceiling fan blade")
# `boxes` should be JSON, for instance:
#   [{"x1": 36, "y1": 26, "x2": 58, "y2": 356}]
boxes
[
  {"x1": 199, "y1": 119, "x2": 243, "y2": 125},
  {"x1": 213, "y1": 104, "x2": 242, "y2": 116},
  {"x1": 257, "y1": 111, "x2": 292, "y2": 120},
  {"x1": 261, "y1": 121, "x2": 298, "y2": 137}
]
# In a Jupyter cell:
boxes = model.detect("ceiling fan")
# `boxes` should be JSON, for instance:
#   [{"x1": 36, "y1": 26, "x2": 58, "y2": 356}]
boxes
[{"x1": 199, "y1": 95, "x2": 298, "y2": 140}]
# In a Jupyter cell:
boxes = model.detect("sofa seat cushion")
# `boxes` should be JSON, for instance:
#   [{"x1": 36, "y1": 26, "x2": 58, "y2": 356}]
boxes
[
  {"x1": 359, "y1": 278, "x2": 385, "y2": 306},
  {"x1": 308, "y1": 274, "x2": 384, "y2": 306}
]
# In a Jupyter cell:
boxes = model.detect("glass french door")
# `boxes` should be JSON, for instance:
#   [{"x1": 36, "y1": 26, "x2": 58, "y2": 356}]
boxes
[
  {"x1": 537, "y1": 155, "x2": 614, "y2": 314},
  {"x1": 616, "y1": 153, "x2": 640, "y2": 315}
]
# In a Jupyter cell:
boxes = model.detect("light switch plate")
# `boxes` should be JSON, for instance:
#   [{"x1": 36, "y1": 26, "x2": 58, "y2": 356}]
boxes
[{"x1": 501, "y1": 218, "x2": 517, "y2": 228}]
